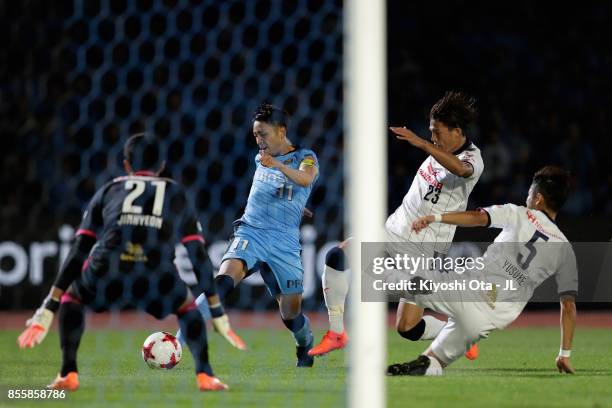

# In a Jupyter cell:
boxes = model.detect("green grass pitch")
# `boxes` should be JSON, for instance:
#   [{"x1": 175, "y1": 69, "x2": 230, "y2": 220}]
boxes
[
  {"x1": 1, "y1": 327, "x2": 611, "y2": 407},
  {"x1": 387, "y1": 327, "x2": 612, "y2": 408}
]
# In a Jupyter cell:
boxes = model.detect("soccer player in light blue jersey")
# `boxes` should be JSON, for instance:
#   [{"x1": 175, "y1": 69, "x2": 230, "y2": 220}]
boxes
[{"x1": 189, "y1": 103, "x2": 319, "y2": 367}]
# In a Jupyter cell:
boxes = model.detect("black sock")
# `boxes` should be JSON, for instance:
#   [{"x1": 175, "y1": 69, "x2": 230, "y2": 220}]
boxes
[
  {"x1": 58, "y1": 302, "x2": 85, "y2": 376},
  {"x1": 282, "y1": 314, "x2": 305, "y2": 332},
  {"x1": 177, "y1": 308, "x2": 213, "y2": 376},
  {"x1": 398, "y1": 319, "x2": 426, "y2": 341},
  {"x1": 214, "y1": 275, "x2": 235, "y2": 302},
  {"x1": 282, "y1": 313, "x2": 312, "y2": 347}
]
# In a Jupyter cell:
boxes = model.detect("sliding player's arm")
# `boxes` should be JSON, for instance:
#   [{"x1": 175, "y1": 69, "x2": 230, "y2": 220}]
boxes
[
  {"x1": 390, "y1": 127, "x2": 473, "y2": 177},
  {"x1": 412, "y1": 204, "x2": 520, "y2": 233},
  {"x1": 555, "y1": 248, "x2": 578, "y2": 373},
  {"x1": 259, "y1": 151, "x2": 319, "y2": 187},
  {"x1": 556, "y1": 295, "x2": 576, "y2": 374},
  {"x1": 412, "y1": 210, "x2": 489, "y2": 233},
  {"x1": 18, "y1": 189, "x2": 103, "y2": 349}
]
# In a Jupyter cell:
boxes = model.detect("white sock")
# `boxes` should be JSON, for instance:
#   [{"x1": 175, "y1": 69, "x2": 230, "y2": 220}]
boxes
[
  {"x1": 421, "y1": 315, "x2": 446, "y2": 340},
  {"x1": 322, "y1": 265, "x2": 349, "y2": 333},
  {"x1": 424, "y1": 355, "x2": 444, "y2": 376}
]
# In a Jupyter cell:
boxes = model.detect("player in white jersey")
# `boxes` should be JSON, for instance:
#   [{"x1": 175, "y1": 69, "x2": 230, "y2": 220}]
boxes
[
  {"x1": 310, "y1": 92, "x2": 484, "y2": 357},
  {"x1": 387, "y1": 166, "x2": 578, "y2": 376}
]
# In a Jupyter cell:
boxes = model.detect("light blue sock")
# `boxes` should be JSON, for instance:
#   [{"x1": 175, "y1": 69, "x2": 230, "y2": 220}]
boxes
[{"x1": 176, "y1": 293, "x2": 211, "y2": 345}]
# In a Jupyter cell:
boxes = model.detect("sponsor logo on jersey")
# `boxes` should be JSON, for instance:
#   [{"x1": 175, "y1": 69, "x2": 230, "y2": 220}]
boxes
[
  {"x1": 120, "y1": 242, "x2": 148, "y2": 262},
  {"x1": 254, "y1": 168, "x2": 287, "y2": 184},
  {"x1": 427, "y1": 163, "x2": 440, "y2": 177},
  {"x1": 419, "y1": 168, "x2": 443, "y2": 189},
  {"x1": 526, "y1": 210, "x2": 565, "y2": 240}
]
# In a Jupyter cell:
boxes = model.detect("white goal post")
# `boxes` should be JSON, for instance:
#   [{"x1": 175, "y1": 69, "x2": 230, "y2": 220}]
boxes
[{"x1": 345, "y1": 0, "x2": 387, "y2": 407}]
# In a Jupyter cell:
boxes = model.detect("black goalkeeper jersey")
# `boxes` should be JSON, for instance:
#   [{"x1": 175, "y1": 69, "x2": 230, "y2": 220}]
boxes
[
  {"x1": 76, "y1": 171, "x2": 205, "y2": 270},
  {"x1": 55, "y1": 171, "x2": 215, "y2": 318}
]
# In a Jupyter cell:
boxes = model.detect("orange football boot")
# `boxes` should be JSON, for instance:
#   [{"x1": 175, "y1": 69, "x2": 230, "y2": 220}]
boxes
[
  {"x1": 47, "y1": 372, "x2": 79, "y2": 391},
  {"x1": 197, "y1": 373, "x2": 229, "y2": 391},
  {"x1": 308, "y1": 330, "x2": 348, "y2": 356},
  {"x1": 465, "y1": 343, "x2": 479, "y2": 360}
]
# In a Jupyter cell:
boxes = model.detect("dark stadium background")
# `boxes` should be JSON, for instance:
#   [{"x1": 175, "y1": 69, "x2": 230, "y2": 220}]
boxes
[{"x1": 1, "y1": 1, "x2": 610, "y2": 312}]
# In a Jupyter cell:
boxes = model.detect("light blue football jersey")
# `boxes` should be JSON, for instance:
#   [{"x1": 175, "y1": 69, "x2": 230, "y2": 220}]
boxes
[{"x1": 239, "y1": 147, "x2": 318, "y2": 235}]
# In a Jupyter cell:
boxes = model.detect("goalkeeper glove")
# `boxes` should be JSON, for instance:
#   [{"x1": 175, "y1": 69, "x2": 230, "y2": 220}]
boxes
[
  {"x1": 211, "y1": 314, "x2": 247, "y2": 351},
  {"x1": 17, "y1": 297, "x2": 58, "y2": 349}
]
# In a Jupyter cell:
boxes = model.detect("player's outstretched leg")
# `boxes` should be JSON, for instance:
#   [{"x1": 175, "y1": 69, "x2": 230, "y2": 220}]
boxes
[
  {"x1": 396, "y1": 302, "x2": 479, "y2": 360},
  {"x1": 279, "y1": 294, "x2": 314, "y2": 367},
  {"x1": 47, "y1": 293, "x2": 85, "y2": 391},
  {"x1": 176, "y1": 302, "x2": 228, "y2": 391},
  {"x1": 310, "y1": 244, "x2": 349, "y2": 357},
  {"x1": 390, "y1": 313, "x2": 445, "y2": 376},
  {"x1": 388, "y1": 315, "x2": 484, "y2": 376},
  {"x1": 396, "y1": 302, "x2": 443, "y2": 341},
  {"x1": 214, "y1": 273, "x2": 238, "y2": 301}
]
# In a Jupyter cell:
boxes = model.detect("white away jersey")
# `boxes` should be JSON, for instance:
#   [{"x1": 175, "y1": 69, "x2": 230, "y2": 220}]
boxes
[
  {"x1": 385, "y1": 140, "x2": 483, "y2": 254},
  {"x1": 479, "y1": 204, "x2": 578, "y2": 328}
]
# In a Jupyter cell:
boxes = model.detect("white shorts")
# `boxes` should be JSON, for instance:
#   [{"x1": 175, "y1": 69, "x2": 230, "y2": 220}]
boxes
[
  {"x1": 407, "y1": 267, "x2": 500, "y2": 365},
  {"x1": 429, "y1": 313, "x2": 496, "y2": 365},
  {"x1": 383, "y1": 229, "x2": 443, "y2": 304}
]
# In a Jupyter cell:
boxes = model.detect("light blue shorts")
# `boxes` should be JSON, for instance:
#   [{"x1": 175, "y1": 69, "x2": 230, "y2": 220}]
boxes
[{"x1": 221, "y1": 223, "x2": 304, "y2": 296}]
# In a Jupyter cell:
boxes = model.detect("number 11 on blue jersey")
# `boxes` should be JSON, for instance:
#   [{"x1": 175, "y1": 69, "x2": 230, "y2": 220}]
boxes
[{"x1": 277, "y1": 184, "x2": 293, "y2": 200}]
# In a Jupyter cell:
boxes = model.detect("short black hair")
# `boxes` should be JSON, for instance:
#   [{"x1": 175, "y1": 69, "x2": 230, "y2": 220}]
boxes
[
  {"x1": 430, "y1": 91, "x2": 478, "y2": 134},
  {"x1": 123, "y1": 133, "x2": 162, "y2": 171},
  {"x1": 253, "y1": 102, "x2": 289, "y2": 129},
  {"x1": 532, "y1": 166, "x2": 572, "y2": 211}
]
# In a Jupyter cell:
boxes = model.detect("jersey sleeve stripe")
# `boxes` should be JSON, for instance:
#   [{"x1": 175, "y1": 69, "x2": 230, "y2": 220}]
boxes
[
  {"x1": 176, "y1": 300, "x2": 198, "y2": 315},
  {"x1": 76, "y1": 229, "x2": 97, "y2": 239},
  {"x1": 60, "y1": 292, "x2": 82, "y2": 305},
  {"x1": 181, "y1": 234, "x2": 205, "y2": 244}
]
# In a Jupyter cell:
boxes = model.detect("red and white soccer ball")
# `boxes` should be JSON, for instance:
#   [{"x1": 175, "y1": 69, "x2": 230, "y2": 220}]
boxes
[{"x1": 142, "y1": 331, "x2": 182, "y2": 369}]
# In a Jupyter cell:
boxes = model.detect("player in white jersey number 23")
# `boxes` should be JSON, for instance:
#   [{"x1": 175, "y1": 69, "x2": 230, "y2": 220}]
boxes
[{"x1": 310, "y1": 92, "x2": 484, "y2": 358}]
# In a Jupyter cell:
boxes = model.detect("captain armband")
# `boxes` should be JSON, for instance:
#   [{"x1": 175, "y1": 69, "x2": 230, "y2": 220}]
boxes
[{"x1": 299, "y1": 158, "x2": 316, "y2": 169}]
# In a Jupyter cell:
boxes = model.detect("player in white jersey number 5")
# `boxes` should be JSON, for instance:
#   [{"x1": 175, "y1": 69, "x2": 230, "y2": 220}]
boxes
[
  {"x1": 310, "y1": 92, "x2": 484, "y2": 357},
  {"x1": 387, "y1": 166, "x2": 578, "y2": 376}
]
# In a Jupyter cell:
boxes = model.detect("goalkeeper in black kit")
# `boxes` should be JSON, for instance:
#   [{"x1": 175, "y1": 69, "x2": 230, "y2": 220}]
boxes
[{"x1": 17, "y1": 133, "x2": 244, "y2": 392}]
